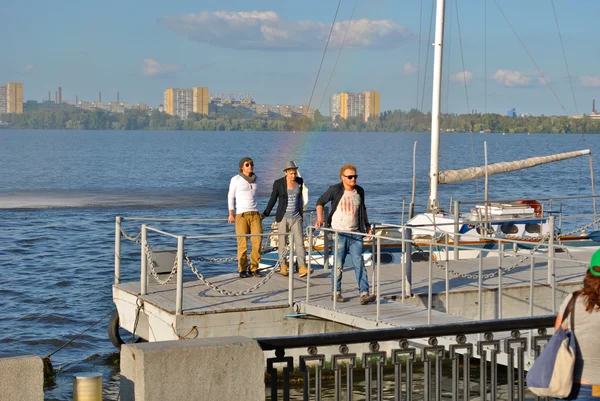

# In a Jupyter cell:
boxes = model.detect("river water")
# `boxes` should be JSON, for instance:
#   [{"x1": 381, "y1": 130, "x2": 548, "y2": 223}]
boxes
[{"x1": 0, "y1": 130, "x2": 598, "y2": 400}]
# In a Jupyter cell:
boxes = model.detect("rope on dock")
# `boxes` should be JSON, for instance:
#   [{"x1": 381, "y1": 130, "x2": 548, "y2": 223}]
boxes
[{"x1": 42, "y1": 308, "x2": 116, "y2": 384}]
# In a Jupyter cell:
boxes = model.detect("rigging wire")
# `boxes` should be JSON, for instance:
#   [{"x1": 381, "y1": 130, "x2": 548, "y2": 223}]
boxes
[
  {"x1": 454, "y1": 0, "x2": 470, "y2": 114},
  {"x1": 550, "y1": 0, "x2": 579, "y2": 116},
  {"x1": 484, "y1": 0, "x2": 487, "y2": 113},
  {"x1": 454, "y1": 0, "x2": 479, "y2": 195},
  {"x1": 416, "y1": 0, "x2": 424, "y2": 110},
  {"x1": 492, "y1": 0, "x2": 568, "y2": 114},
  {"x1": 420, "y1": 0, "x2": 436, "y2": 112},
  {"x1": 550, "y1": 0, "x2": 586, "y2": 148},
  {"x1": 305, "y1": 0, "x2": 344, "y2": 115},
  {"x1": 318, "y1": 0, "x2": 359, "y2": 111}
]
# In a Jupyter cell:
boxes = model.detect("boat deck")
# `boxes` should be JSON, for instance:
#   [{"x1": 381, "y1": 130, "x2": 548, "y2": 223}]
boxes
[{"x1": 115, "y1": 245, "x2": 592, "y2": 325}]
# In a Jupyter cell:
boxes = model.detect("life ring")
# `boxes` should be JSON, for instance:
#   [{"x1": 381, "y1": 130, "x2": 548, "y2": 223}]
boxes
[
  {"x1": 108, "y1": 311, "x2": 145, "y2": 350},
  {"x1": 516, "y1": 199, "x2": 542, "y2": 217}
]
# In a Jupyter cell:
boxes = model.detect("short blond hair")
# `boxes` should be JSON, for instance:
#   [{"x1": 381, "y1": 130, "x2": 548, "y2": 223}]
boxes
[{"x1": 339, "y1": 164, "x2": 357, "y2": 178}]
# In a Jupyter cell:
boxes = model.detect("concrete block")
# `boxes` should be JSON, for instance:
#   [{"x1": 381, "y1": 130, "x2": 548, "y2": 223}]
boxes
[
  {"x1": 0, "y1": 355, "x2": 44, "y2": 401},
  {"x1": 120, "y1": 337, "x2": 264, "y2": 401}
]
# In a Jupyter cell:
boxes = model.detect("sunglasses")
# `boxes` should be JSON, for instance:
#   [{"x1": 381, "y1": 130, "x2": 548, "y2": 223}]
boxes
[
  {"x1": 244, "y1": 162, "x2": 254, "y2": 167},
  {"x1": 343, "y1": 174, "x2": 358, "y2": 180}
]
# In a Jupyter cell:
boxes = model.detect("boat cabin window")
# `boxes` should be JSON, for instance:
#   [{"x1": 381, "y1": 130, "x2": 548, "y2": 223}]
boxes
[
  {"x1": 525, "y1": 224, "x2": 541, "y2": 234},
  {"x1": 500, "y1": 224, "x2": 519, "y2": 234}
]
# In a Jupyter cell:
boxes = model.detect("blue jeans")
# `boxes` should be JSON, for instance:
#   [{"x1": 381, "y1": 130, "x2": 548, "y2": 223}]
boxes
[
  {"x1": 331, "y1": 233, "x2": 370, "y2": 294},
  {"x1": 562, "y1": 384, "x2": 600, "y2": 400}
]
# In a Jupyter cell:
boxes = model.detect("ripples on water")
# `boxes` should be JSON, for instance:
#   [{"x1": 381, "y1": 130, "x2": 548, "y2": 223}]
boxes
[{"x1": 0, "y1": 130, "x2": 598, "y2": 400}]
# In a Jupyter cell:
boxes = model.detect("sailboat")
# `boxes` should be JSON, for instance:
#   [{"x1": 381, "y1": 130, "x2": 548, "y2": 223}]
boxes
[{"x1": 405, "y1": 0, "x2": 597, "y2": 257}]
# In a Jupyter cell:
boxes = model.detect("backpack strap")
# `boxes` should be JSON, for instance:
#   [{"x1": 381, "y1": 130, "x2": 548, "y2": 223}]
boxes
[{"x1": 561, "y1": 291, "x2": 580, "y2": 332}]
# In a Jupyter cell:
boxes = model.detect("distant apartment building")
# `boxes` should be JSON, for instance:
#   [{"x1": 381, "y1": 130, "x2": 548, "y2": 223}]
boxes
[
  {"x1": 332, "y1": 91, "x2": 380, "y2": 122},
  {"x1": 164, "y1": 88, "x2": 192, "y2": 120},
  {"x1": 0, "y1": 85, "x2": 6, "y2": 114},
  {"x1": 192, "y1": 87, "x2": 209, "y2": 116},
  {"x1": 163, "y1": 86, "x2": 208, "y2": 120},
  {"x1": 364, "y1": 91, "x2": 380, "y2": 122},
  {"x1": 6, "y1": 82, "x2": 23, "y2": 114}
]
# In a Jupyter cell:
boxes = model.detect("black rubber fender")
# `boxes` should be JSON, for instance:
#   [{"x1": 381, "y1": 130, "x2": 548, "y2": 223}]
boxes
[{"x1": 108, "y1": 311, "x2": 145, "y2": 350}]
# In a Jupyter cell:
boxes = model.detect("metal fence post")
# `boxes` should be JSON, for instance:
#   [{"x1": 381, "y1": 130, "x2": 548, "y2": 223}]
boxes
[
  {"x1": 306, "y1": 227, "x2": 313, "y2": 304},
  {"x1": 333, "y1": 231, "x2": 339, "y2": 309},
  {"x1": 376, "y1": 234, "x2": 381, "y2": 322},
  {"x1": 323, "y1": 207, "x2": 330, "y2": 270},
  {"x1": 498, "y1": 240, "x2": 503, "y2": 319},
  {"x1": 288, "y1": 232, "x2": 295, "y2": 307},
  {"x1": 140, "y1": 224, "x2": 147, "y2": 296},
  {"x1": 548, "y1": 216, "x2": 555, "y2": 290},
  {"x1": 176, "y1": 235, "x2": 184, "y2": 315},
  {"x1": 453, "y1": 201, "x2": 460, "y2": 260},
  {"x1": 428, "y1": 242, "x2": 433, "y2": 325},
  {"x1": 115, "y1": 216, "x2": 121, "y2": 285},
  {"x1": 403, "y1": 227, "x2": 413, "y2": 298}
]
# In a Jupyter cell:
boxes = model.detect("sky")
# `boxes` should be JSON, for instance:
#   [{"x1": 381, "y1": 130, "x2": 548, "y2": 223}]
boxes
[{"x1": 1, "y1": 0, "x2": 599, "y2": 116}]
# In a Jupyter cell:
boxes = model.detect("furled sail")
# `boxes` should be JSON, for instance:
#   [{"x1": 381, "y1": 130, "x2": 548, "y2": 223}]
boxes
[{"x1": 438, "y1": 149, "x2": 591, "y2": 184}]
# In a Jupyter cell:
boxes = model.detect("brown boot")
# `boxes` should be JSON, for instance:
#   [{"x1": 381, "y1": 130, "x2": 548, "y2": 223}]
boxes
[
  {"x1": 280, "y1": 264, "x2": 289, "y2": 276},
  {"x1": 298, "y1": 265, "x2": 314, "y2": 278}
]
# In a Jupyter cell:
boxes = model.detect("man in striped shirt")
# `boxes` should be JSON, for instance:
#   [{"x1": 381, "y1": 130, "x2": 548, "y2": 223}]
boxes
[{"x1": 228, "y1": 157, "x2": 263, "y2": 278}]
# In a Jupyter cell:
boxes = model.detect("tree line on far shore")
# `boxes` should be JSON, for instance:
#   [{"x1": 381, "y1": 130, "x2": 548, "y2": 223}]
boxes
[{"x1": 2, "y1": 108, "x2": 600, "y2": 133}]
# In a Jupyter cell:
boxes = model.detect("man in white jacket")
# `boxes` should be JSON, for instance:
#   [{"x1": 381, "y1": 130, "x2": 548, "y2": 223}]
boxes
[{"x1": 228, "y1": 157, "x2": 263, "y2": 278}]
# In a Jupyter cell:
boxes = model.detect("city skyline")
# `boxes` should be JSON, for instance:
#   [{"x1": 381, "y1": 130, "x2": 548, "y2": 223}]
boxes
[{"x1": 2, "y1": 0, "x2": 600, "y2": 116}]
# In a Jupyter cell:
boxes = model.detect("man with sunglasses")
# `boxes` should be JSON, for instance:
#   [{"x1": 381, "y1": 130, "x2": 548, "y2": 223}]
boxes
[
  {"x1": 315, "y1": 164, "x2": 376, "y2": 305},
  {"x1": 228, "y1": 157, "x2": 263, "y2": 278}
]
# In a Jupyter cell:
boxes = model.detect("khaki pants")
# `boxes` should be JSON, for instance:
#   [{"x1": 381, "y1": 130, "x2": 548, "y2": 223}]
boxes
[
  {"x1": 278, "y1": 216, "x2": 306, "y2": 267},
  {"x1": 236, "y1": 211, "x2": 263, "y2": 272}
]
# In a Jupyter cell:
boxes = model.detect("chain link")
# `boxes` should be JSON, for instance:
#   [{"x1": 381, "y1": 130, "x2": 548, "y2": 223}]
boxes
[
  {"x1": 187, "y1": 256, "x2": 238, "y2": 263},
  {"x1": 120, "y1": 228, "x2": 141, "y2": 245},
  {"x1": 415, "y1": 232, "x2": 555, "y2": 280},
  {"x1": 184, "y1": 245, "x2": 290, "y2": 297},
  {"x1": 145, "y1": 245, "x2": 179, "y2": 285}
]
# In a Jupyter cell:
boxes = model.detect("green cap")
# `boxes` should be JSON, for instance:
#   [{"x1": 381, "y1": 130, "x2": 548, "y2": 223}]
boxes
[{"x1": 590, "y1": 249, "x2": 600, "y2": 277}]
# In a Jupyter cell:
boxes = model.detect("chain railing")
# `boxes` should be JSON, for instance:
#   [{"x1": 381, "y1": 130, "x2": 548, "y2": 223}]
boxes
[
  {"x1": 144, "y1": 245, "x2": 179, "y2": 285},
  {"x1": 184, "y1": 246, "x2": 289, "y2": 297}
]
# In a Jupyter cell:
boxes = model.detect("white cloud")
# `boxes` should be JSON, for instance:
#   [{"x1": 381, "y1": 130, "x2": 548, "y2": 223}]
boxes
[
  {"x1": 492, "y1": 69, "x2": 534, "y2": 87},
  {"x1": 143, "y1": 58, "x2": 180, "y2": 78},
  {"x1": 161, "y1": 11, "x2": 413, "y2": 50},
  {"x1": 404, "y1": 63, "x2": 418, "y2": 74},
  {"x1": 450, "y1": 70, "x2": 473, "y2": 85},
  {"x1": 22, "y1": 64, "x2": 34, "y2": 73},
  {"x1": 580, "y1": 76, "x2": 600, "y2": 87}
]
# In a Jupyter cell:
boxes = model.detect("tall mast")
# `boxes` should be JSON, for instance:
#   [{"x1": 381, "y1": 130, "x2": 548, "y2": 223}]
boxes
[{"x1": 428, "y1": 0, "x2": 446, "y2": 212}]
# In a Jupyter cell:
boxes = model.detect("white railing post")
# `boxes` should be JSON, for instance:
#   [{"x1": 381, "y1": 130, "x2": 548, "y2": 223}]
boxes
[
  {"x1": 478, "y1": 250, "x2": 483, "y2": 321},
  {"x1": 427, "y1": 242, "x2": 433, "y2": 325},
  {"x1": 548, "y1": 216, "x2": 555, "y2": 288},
  {"x1": 529, "y1": 255, "x2": 535, "y2": 357},
  {"x1": 306, "y1": 227, "x2": 313, "y2": 304},
  {"x1": 453, "y1": 201, "x2": 460, "y2": 260},
  {"x1": 498, "y1": 240, "x2": 503, "y2": 319},
  {"x1": 333, "y1": 231, "x2": 339, "y2": 309},
  {"x1": 140, "y1": 224, "x2": 147, "y2": 296},
  {"x1": 176, "y1": 235, "x2": 184, "y2": 315},
  {"x1": 376, "y1": 234, "x2": 381, "y2": 322},
  {"x1": 401, "y1": 227, "x2": 406, "y2": 303},
  {"x1": 288, "y1": 232, "x2": 294, "y2": 307},
  {"x1": 115, "y1": 216, "x2": 121, "y2": 285},
  {"x1": 445, "y1": 233, "x2": 449, "y2": 314}
]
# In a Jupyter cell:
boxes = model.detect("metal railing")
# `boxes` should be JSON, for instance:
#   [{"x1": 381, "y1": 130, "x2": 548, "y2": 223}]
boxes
[
  {"x1": 258, "y1": 315, "x2": 556, "y2": 401},
  {"x1": 114, "y1": 214, "x2": 590, "y2": 320}
]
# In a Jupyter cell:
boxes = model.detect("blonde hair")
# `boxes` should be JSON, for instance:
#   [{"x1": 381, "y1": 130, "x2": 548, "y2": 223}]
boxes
[{"x1": 339, "y1": 164, "x2": 357, "y2": 178}]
